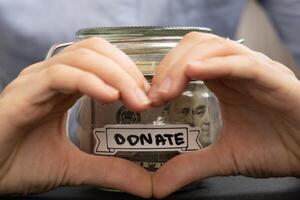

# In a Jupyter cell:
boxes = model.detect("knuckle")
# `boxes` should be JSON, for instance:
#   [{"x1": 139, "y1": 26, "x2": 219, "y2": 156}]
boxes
[
  {"x1": 183, "y1": 31, "x2": 203, "y2": 40},
  {"x1": 286, "y1": 68, "x2": 296, "y2": 76},
  {"x1": 205, "y1": 37, "x2": 231, "y2": 55},
  {"x1": 268, "y1": 59, "x2": 278, "y2": 66},
  {"x1": 253, "y1": 52, "x2": 293, "y2": 76},
  {"x1": 46, "y1": 64, "x2": 65, "y2": 85},
  {"x1": 73, "y1": 47, "x2": 95, "y2": 57},
  {"x1": 182, "y1": 32, "x2": 218, "y2": 43},
  {"x1": 243, "y1": 55, "x2": 262, "y2": 78},
  {"x1": 182, "y1": 32, "x2": 210, "y2": 43},
  {"x1": 84, "y1": 36, "x2": 107, "y2": 46},
  {"x1": 245, "y1": 55, "x2": 260, "y2": 67},
  {"x1": 47, "y1": 63, "x2": 62, "y2": 74},
  {"x1": 19, "y1": 67, "x2": 32, "y2": 76},
  {"x1": 71, "y1": 48, "x2": 100, "y2": 63},
  {"x1": 209, "y1": 37, "x2": 227, "y2": 47},
  {"x1": 18, "y1": 63, "x2": 41, "y2": 76},
  {"x1": 272, "y1": 60, "x2": 296, "y2": 76},
  {"x1": 255, "y1": 51, "x2": 266, "y2": 58},
  {"x1": 255, "y1": 51, "x2": 273, "y2": 63}
]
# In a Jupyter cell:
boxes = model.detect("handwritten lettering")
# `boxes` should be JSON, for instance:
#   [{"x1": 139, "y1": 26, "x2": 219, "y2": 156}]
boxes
[{"x1": 113, "y1": 132, "x2": 185, "y2": 147}]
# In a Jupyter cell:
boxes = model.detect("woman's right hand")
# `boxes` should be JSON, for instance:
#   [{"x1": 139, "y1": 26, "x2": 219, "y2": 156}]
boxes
[{"x1": 0, "y1": 37, "x2": 152, "y2": 197}]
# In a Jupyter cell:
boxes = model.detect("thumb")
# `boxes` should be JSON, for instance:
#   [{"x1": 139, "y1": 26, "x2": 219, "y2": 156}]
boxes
[
  {"x1": 64, "y1": 149, "x2": 152, "y2": 198},
  {"x1": 153, "y1": 142, "x2": 234, "y2": 198}
]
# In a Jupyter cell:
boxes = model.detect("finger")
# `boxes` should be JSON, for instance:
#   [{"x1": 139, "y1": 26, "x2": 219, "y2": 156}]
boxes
[
  {"x1": 48, "y1": 49, "x2": 151, "y2": 111},
  {"x1": 60, "y1": 37, "x2": 150, "y2": 91},
  {"x1": 149, "y1": 32, "x2": 218, "y2": 104},
  {"x1": 151, "y1": 32, "x2": 218, "y2": 85},
  {"x1": 149, "y1": 36, "x2": 250, "y2": 105},
  {"x1": 43, "y1": 64, "x2": 120, "y2": 103},
  {"x1": 186, "y1": 55, "x2": 277, "y2": 86},
  {"x1": 186, "y1": 55, "x2": 300, "y2": 112},
  {"x1": 153, "y1": 143, "x2": 234, "y2": 198},
  {"x1": 2, "y1": 64, "x2": 121, "y2": 127},
  {"x1": 66, "y1": 150, "x2": 152, "y2": 198},
  {"x1": 24, "y1": 37, "x2": 150, "y2": 91}
]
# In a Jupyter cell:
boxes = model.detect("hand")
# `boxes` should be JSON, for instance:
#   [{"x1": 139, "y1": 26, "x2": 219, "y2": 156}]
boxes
[
  {"x1": 149, "y1": 32, "x2": 300, "y2": 198},
  {"x1": 0, "y1": 37, "x2": 152, "y2": 197}
]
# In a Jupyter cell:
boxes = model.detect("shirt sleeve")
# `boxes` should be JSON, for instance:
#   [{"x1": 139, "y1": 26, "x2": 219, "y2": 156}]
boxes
[{"x1": 259, "y1": 0, "x2": 300, "y2": 67}]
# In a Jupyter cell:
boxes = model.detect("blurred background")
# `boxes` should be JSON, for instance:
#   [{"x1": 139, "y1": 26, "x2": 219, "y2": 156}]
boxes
[
  {"x1": 0, "y1": 0, "x2": 299, "y2": 90},
  {"x1": 238, "y1": 0, "x2": 299, "y2": 76}
]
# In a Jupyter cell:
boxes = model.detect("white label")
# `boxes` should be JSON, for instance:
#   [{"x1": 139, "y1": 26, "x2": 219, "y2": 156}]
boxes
[{"x1": 94, "y1": 124, "x2": 202, "y2": 155}]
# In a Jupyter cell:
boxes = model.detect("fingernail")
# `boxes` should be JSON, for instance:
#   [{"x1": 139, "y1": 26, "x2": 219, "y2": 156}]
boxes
[
  {"x1": 148, "y1": 85, "x2": 165, "y2": 106},
  {"x1": 135, "y1": 87, "x2": 151, "y2": 105},
  {"x1": 144, "y1": 79, "x2": 151, "y2": 93},
  {"x1": 148, "y1": 85, "x2": 159, "y2": 100},
  {"x1": 158, "y1": 77, "x2": 172, "y2": 93}
]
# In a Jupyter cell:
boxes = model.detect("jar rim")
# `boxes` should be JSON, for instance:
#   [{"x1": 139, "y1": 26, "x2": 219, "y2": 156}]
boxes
[{"x1": 76, "y1": 26, "x2": 212, "y2": 41}]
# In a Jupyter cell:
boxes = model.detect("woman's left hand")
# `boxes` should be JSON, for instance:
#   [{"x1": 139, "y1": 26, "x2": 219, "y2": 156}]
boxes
[{"x1": 149, "y1": 32, "x2": 300, "y2": 198}]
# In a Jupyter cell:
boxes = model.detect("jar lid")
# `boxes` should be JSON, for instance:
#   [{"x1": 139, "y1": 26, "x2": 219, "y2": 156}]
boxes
[
  {"x1": 76, "y1": 26, "x2": 211, "y2": 42},
  {"x1": 76, "y1": 26, "x2": 212, "y2": 56}
]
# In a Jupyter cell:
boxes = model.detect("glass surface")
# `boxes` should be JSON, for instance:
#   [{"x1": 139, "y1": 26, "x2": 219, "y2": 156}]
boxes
[
  {"x1": 76, "y1": 80, "x2": 221, "y2": 171},
  {"x1": 69, "y1": 27, "x2": 222, "y2": 171}
]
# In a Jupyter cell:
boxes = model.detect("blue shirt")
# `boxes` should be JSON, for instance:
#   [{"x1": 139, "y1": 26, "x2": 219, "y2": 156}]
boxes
[{"x1": 0, "y1": 0, "x2": 300, "y2": 90}]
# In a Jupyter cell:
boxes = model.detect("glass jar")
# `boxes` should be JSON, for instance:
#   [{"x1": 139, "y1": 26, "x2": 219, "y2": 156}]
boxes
[{"x1": 47, "y1": 26, "x2": 222, "y2": 172}]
